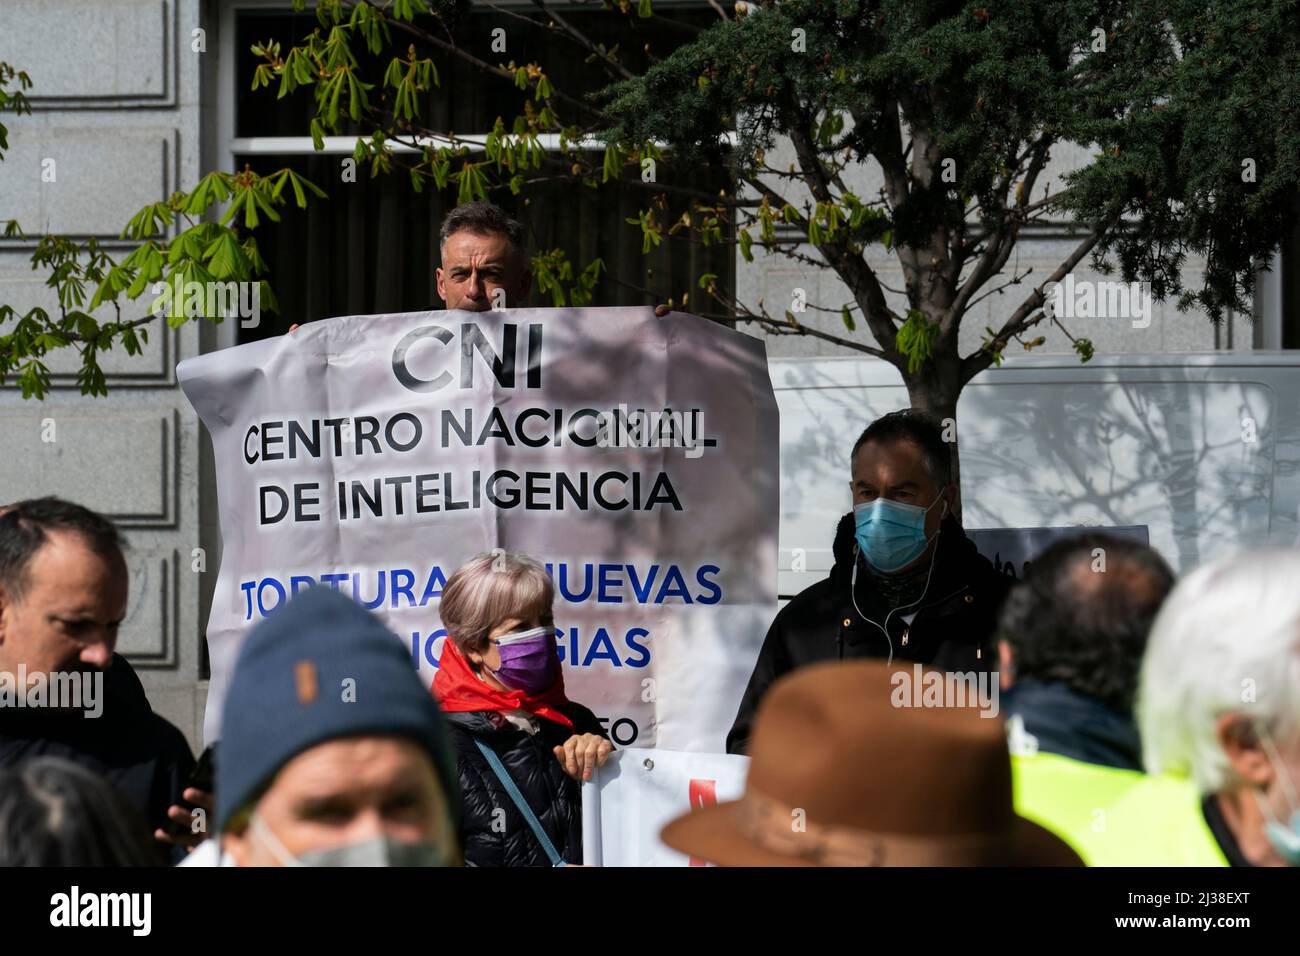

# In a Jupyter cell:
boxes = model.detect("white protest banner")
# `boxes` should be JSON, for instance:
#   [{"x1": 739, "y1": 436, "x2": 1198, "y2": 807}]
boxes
[
  {"x1": 581, "y1": 747, "x2": 750, "y2": 866},
  {"x1": 177, "y1": 307, "x2": 779, "y2": 750}
]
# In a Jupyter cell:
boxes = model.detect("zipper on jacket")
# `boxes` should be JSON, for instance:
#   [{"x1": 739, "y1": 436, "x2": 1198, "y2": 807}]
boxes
[{"x1": 854, "y1": 583, "x2": 969, "y2": 661}]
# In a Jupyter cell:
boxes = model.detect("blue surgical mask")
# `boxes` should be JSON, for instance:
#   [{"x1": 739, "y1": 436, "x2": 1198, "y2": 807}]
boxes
[
  {"x1": 1252, "y1": 726, "x2": 1300, "y2": 866},
  {"x1": 853, "y1": 497, "x2": 946, "y2": 573}
]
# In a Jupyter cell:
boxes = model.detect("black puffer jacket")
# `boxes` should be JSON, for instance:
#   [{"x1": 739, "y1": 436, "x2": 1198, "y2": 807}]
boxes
[
  {"x1": 726, "y1": 513, "x2": 1013, "y2": 754},
  {"x1": 0, "y1": 653, "x2": 195, "y2": 864},
  {"x1": 446, "y1": 701, "x2": 606, "y2": 867}
]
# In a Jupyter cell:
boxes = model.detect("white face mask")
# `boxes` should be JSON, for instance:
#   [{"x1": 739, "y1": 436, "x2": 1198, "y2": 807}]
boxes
[{"x1": 248, "y1": 812, "x2": 453, "y2": 867}]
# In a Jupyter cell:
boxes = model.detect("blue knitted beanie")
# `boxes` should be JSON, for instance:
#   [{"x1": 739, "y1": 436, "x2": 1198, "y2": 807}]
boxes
[{"x1": 215, "y1": 586, "x2": 459, "y2": 834}]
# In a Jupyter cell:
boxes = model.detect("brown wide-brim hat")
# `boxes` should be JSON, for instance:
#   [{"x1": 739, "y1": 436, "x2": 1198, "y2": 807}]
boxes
[{"x1": 662, "y1": 661, "x2": 1081, "y2": 867}]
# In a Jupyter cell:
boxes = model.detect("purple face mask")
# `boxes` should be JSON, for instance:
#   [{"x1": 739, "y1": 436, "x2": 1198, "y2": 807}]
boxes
[{"x1": 489, "y1": 626, "x2": 560, "y2": 694}]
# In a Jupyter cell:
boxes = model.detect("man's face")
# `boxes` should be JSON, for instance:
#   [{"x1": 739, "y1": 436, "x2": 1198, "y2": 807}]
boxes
[
  {"x1": 849, "y1": 438, "x2": 952, "y2": 568},
  {"x1": 0, "y1": 530, "x2": 127, "y2": 675},
  {"x1": 224, "y1": 735, "x2": 456, "y2": 866},
  {"x1": 436, "y1": 229, "x2": 532, "y2": 311}
]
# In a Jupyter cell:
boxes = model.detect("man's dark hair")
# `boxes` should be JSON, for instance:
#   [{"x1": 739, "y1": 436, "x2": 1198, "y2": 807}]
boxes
[
  {"x1": 0, "y1": 757, "x2": 156, "y2": 866},
  {"x1": 997, "y1": 533, "x2": 1174, "y2": 713},
  {"x1": 438, "y1": 200, "x2": 527, "y2": 259},
  {"x1": 0, "y1": 497, "x2": 126, "y2": 601},
  {"x1": 850, "y1": 409, "x2": 953, "y2": 488}
]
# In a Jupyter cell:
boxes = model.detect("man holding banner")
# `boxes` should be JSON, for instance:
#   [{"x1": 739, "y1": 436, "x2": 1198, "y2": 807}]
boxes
[
  {"x1": 434, "y1": 201, "x2": 533, "y2": 312},
  {"x1": 291, "y1": 200, "x2": 669, "y2": 330},
  {"x1": 290, "y1": 201, "x2": 533, "y2": 334}
]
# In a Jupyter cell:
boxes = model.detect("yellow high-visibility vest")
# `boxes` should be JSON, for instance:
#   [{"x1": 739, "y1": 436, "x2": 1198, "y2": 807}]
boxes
[{"x1": 1012, "y1": 751, "x2": 1230, "y2": 866}]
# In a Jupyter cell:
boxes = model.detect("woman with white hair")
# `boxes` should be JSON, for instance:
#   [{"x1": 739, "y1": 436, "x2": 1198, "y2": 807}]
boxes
[
  {"x1": 433, "y1": 551, "x2": 612, "y2": 866},
  {"x1": 1136, "y1": 549, "x2": 1300, "y2": 866}
]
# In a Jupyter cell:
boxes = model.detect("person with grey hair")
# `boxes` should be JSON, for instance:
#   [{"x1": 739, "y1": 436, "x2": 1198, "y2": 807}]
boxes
[
  {"x1": 435, "y1": 200, "x2": 533, "y2": 311},
  {"x1": 289, "y1": 200, "x2": 533, "y2": 331},
  {"x1": 1017, "y1": 548, "x2": 1300, "y2": 866},
  {"x1": 434, "y1": 200, "x2": 670, "y2": 315},
  {"x1": 289, "y1": 198, "x2": 672, "y2": 329},
  {"x1": 1131, "y1": 550, "x2": 1300, "y2": 866},
  {"x1": 433, "y1": 551, "x2": 610, "y2": 866}
]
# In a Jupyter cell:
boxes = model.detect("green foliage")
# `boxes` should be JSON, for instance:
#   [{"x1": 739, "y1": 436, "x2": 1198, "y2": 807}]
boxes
[
  {"x1": 737, "y1": 228, "x2": 754, "y2": 262},
  {"x1": 895, "y1": 310, "x2": 939, "y2": 375},
  {"x1": 626, "y1": 209, "x2": 664, "y2": 254},
  {"x1": 6, "y1": 1, "x2": 1300, "y2": 414},
  {"x1": 1061, "y1": 1, "x2": 1300, "y2": 320},
  {"x1": 531, "y1": 250, "x2": 605, "y2": 307},
  {"x1": 384, "y1": 47, "x2": 438, "y2": 121},
  {"x1": 0, "y1": 61, "x2": 33, "y2": 159},
  {"x1": 454, "y1": 161, "x2": 488, "y2": 204},
  {"x1": 0, "y1": 160, "x2": 316, "y2": 397},
  {"x1": 980, "y1": 327, "x2": 1005, "y2": 368}
]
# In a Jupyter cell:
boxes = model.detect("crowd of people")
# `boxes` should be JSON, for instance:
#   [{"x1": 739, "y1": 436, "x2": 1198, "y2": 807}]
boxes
[
  {"x1": 2, "y1": 403, "x2": 1297, "y2": 868},
  {"x1": 1, "y1": 204, "x2": 1297, "y2": 868}
]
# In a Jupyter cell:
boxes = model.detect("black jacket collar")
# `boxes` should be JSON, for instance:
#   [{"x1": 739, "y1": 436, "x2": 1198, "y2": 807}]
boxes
[{"x1": 1002, "y1": 678, "x2": 1143, "y2": 772}]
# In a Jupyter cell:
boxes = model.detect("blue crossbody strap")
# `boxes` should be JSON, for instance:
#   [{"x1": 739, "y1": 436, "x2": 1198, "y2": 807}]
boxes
[{"x1": 474, "y1": 738, "x2": 567, "y2": 867}]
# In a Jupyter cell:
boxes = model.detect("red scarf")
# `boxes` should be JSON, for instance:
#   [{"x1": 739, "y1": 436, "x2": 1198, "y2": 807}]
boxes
[{"x1": 432, "y1": 638, "x2": 574, "y2": 729}]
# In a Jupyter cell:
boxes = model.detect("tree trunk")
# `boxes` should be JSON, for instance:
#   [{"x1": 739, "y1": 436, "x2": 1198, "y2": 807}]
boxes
[{"x1": 904, "y1": 363, "x2": 964, "y2": 522}]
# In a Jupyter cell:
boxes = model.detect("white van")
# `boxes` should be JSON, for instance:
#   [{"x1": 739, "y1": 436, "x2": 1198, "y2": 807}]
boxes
[{"x1": 772, "y1": 351, "x2": 1300, "y2": 598}]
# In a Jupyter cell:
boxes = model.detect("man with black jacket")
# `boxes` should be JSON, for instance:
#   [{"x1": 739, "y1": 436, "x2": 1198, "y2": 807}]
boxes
[
  {"x1": 0, "y1": 498, "x2": 195, "y2": 862},
  {"x1": 726, "y1": 410, "x2": 1012, "y2": 755}
]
